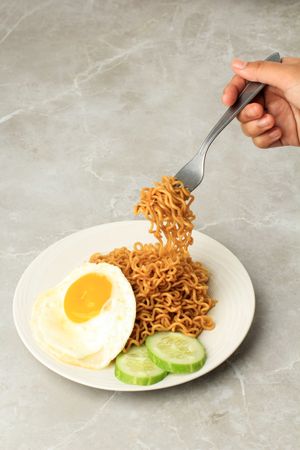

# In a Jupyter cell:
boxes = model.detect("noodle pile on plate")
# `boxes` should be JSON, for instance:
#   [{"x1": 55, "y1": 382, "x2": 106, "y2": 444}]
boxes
[{"x1": 90, "y1": 176, "x2": 216, "y2": 351}]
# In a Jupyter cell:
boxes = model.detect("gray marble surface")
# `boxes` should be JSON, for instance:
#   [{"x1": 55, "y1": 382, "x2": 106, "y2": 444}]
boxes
[{"x1": 1, "y1": 1, "x2": 300, "y2": 449}]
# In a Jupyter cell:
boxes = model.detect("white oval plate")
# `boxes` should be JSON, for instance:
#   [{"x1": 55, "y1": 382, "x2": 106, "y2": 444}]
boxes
[{"x1": 13, "y1": 220, "x2": 255, "y2": 391}]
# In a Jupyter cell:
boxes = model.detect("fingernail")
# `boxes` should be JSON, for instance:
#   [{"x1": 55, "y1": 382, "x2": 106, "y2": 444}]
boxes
[
  {"x1": 258, "y1": 116, "x2": 271, "y2": 127},
  {"x1": 269, "y1": 128, "x2": 281, "y2": 139},
  {"x1": 232, "y1": 58, "x2": 247, "y2": 69}
]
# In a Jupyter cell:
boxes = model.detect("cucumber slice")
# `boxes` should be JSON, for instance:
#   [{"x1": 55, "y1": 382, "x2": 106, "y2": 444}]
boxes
[
  {"x1": 146, "y1": 332, "x2": 206, "y2": 374},
  {"x1": 115, "y1": 345, "x2": 168, "y2": 385}
]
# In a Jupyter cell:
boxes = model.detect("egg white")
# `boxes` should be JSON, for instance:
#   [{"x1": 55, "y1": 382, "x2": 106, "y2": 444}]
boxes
[{"x1": 31, "y1": 262, "x2": 136, "y2": 369}]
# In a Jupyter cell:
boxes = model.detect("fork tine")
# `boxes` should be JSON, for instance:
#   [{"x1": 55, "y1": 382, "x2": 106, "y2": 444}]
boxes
[{"x1": 175, "y1": 156, "x2": 203, "y2": 193}]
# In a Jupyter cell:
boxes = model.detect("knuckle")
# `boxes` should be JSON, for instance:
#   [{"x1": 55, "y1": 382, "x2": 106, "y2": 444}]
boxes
[
  {"x1": 241, "y1": 124, "x2": 252, "y2": 137},
  {"x1": 255, "y1": 61, "x2": 264, "y2": 79},
  {"x1": 238, "y1": 108, "x2": 249, "y2": 123},
  {"x1": 244, "y1": 104, "x2": 254, "y2": 116},
  {"x1": 254, "y1": 137, "x2": 268, "y2": 149},
  {"x1": 237, "y1": 112, "x2": 243, "y2": 122}
]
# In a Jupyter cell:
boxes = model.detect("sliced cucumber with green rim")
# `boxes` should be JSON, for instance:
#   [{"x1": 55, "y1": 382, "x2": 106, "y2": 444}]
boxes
[
  {"x1": 146, "y1": 332, "x2": 206, "y2": 374},
  {"x1": 115, "y1": 344, "x2": 168, "y2": 385}
]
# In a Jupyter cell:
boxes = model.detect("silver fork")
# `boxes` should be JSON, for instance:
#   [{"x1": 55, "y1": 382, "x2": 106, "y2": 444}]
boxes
[{"x1": 175, "y1": 52, "x2": 282, "y2": 192}]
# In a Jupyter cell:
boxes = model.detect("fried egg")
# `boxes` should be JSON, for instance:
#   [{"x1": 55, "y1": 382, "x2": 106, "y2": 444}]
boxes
[{"x1": 31, "y1": 262, "x2": 136, "y2": 369}]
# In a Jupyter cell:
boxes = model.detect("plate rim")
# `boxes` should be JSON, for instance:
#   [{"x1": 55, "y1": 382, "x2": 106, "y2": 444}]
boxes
[{"x1": 13, "y1": 220, "x2": 255, "y2": 391}]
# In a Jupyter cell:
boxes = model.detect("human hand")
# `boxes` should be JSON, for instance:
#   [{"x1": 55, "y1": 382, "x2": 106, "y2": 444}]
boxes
[{"x1": 222, "y1": 57, "x2": 300, "y2": 148}]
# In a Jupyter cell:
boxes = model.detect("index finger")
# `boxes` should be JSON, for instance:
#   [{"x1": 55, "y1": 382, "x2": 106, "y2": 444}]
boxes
[{"x1": 222, "y1": 75, "x2": 246, "y2": 106}]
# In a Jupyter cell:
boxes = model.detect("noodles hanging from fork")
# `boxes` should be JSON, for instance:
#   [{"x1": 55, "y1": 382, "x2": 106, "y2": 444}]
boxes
[{"x1": 90, "y1": 176, "x2": 215, "y2": 350}]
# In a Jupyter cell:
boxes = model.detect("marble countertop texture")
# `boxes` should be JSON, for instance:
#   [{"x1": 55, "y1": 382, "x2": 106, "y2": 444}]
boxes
[{"x1": 1, "y1": 0, "x2": 300, "y2": 449}]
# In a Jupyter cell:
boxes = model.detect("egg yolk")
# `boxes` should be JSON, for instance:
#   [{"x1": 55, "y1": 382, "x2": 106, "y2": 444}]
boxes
[{"x1": 64, "y1": 273, "x2": 112, "y2": 323}]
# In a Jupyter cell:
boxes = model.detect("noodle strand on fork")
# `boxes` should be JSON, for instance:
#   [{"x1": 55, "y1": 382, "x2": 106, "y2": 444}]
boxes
[{"x1": 90, "y1": 176, "x2": 216, "y2": 351}]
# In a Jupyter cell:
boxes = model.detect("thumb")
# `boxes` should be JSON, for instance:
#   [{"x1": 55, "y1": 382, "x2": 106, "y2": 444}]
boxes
[{"x1": 232, "y1": 58, "x2": 294, "y2": 91}]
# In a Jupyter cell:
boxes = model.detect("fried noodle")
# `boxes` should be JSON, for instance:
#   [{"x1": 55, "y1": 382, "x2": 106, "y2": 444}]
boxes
[{"x1": 90, "y1": 176, "x2": 215, "y2": 350}]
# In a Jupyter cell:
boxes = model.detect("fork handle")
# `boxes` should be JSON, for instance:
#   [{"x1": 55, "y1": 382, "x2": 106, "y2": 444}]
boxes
[{"x1": 202, "y1": 52, "x2": 282, "y2": 150}]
